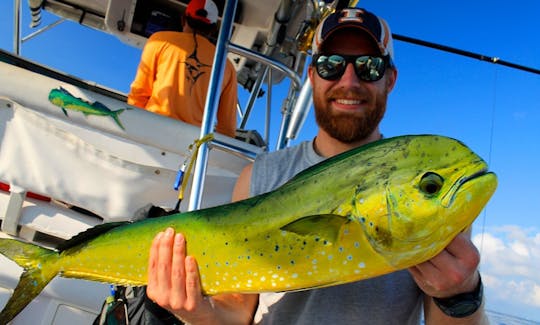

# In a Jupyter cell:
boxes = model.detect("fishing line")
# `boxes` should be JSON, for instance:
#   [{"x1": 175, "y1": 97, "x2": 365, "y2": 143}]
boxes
[{"x1": 478, "y1": 66, "x2": 499, "y2": 256}]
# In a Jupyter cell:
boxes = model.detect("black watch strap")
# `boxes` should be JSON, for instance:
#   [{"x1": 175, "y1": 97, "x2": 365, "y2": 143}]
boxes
[{"x1": 433, "y1": 274, "x2": 483, "y2": 318}]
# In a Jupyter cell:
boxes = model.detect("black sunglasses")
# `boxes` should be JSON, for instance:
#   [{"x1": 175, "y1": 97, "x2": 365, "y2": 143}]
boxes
[{"x1": 313, "y1": 54, "x2": 390, "y2": 82}]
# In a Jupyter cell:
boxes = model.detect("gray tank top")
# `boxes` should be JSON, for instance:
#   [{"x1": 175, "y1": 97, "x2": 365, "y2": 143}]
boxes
[{"x1": 251, "y1": 140, "x2": 423, "y2": 325}]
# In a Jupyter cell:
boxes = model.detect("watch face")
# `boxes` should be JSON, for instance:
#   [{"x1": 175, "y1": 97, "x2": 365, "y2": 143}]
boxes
[
  {"x1": 433, "y1": 276, "x2": 484, "y2": 318},
  {"x1": 443, "y1": 301, "x2": 482, "y2": 318}
]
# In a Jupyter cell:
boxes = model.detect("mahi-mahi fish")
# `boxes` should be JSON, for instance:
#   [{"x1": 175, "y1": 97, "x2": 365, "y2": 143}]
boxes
[
  {"x1": 0, "y1": 135, "x2": 497, "y2": 323},
  {"x1": 48, "y1": 87, "x2": 130, "y2": 130}
]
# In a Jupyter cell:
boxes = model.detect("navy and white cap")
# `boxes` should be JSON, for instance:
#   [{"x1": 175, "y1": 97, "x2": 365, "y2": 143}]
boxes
[{"x1": 312, "y1": 7, "x2": 395, "y2": 66}]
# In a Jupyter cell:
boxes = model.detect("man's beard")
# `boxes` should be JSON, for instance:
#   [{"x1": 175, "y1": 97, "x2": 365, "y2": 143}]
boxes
[{"x1": 313, "y1": 88, "x2": 387, "y2": 143}]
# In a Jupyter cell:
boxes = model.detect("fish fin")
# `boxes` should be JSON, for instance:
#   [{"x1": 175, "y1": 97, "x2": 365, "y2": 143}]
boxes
[
  {"x1": 280, "y1": 214, "x2": 348, "y2": 243},
  {"x1": 92, "y1": 101, "x2": 112, "y2": 111},
  {"x1": 61, "y1": 107, "x2": 69, "y2": 116},
  {"x1": 57, "y1": 86, "x2": 71, "y2": 95},
  {"x1": 283, "y1": 138, "x2": 394, "y2": 187},
  {"x1": 56, "y1": 221, "x2": 129, "y2": 251},
  {"x1": 0, "y1": 239, "x2": 59, "y2": 323}
]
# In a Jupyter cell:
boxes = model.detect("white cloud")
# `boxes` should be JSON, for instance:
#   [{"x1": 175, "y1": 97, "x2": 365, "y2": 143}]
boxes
[
  {"x1": 532, "y1": 283, "x2": 540, "y2": 306},
  {"x1": 510, "y1": 240, "x2": 529, "y2": 257},
  {"x1": 473, "y1": 226, "x2": 540, "y2": 311}
]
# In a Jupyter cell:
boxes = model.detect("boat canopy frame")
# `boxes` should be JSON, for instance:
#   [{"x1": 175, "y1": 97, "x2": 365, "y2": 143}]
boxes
[{"x1": 9, "y1": 0, "x2": 318, "y2": 212}]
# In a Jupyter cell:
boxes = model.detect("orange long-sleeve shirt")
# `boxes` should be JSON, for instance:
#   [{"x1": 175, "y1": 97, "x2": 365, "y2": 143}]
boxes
[{"x1": 128, "y1": 31, "x2": 238, "y2": 137}]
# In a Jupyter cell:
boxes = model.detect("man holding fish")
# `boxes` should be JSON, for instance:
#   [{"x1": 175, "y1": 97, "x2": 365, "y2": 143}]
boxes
[{"x1": 147, "y1": 7, "x2": 488, "y2": 325}]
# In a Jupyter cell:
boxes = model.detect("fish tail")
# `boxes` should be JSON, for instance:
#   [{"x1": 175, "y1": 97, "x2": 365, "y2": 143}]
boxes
[
  {"x1": 0, "y1": 238, "x2": 60, "y2": 323},
  {"x1": 111, "y1": 109, "x2": 126, "y2": 130}
]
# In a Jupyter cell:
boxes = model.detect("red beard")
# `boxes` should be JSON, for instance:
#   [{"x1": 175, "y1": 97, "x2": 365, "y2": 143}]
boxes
[{"x1": 313, "y1": 87, "x2": 388, "y2": 143}]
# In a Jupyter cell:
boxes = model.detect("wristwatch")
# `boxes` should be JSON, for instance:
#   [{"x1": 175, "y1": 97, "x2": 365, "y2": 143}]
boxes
[{"x1": 433, "y1": 275, "x2": 483, "y2": 318}]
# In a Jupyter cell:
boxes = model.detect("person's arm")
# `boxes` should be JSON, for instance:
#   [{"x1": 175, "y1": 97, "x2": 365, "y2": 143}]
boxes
[
  {"x1": 127, "y1": 36, "x2": 159, "y2": 108},
  {"x1": 145, "y1": 164, "x2": 258, "y2": 325},
  {"x1": 215, "y1": 60, "x2": 238, "y2": 138},
  {"x1": 409, "y1": 229, "x2": 489, "y2": 325}
]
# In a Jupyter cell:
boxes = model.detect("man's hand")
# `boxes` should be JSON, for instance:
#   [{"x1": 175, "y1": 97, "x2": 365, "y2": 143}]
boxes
[
  {"x1": 409, "y1": 232, "x2": 480, "y2": 298},
  {"x1": 146, "y1": 227, "x2": 258, "y2": 325},
  {"x1": 147, "y1": 228, "x2": 215, "y2": 323},
  {"x1": 409, "y1": 231, "x2": 488, "y2": 324}
]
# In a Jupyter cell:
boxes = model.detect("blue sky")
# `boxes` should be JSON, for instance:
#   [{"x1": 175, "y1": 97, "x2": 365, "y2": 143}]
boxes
[{"x1": 1, "y1": 0, "x2": 539, "y2": 321}]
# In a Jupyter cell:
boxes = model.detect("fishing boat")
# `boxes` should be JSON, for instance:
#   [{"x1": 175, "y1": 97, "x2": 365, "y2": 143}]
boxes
[{"x1": 0, "y1": 0, "x2": 330, "y2": 323}]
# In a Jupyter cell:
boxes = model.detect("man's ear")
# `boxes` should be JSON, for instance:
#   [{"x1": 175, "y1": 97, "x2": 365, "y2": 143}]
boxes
[
  {"x1": 386, "y1": 68, "x2": 398, "y2": 93},
  {"x1": 307, "y1": 64, "x2": 314, "y2": 84}
]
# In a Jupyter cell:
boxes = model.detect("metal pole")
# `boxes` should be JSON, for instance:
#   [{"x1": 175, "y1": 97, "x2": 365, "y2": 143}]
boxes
[
  {"x1": 286, "y1": 81, "x2": 313, "y2": 140},
  {"x1": 229, "y1": 43, "x2": 302, "y2": 89},
  {"x1": 239, "y1": 65, "x2": 268, "y2": 129},
  {"x1": 265, "y1": 69, "x2": 272, "y2": 143},
  {"x1": 22, "y1": 18, "x2": 65, "y2": 43},
  {"x1": 14, "y1": 0, "x2": 21, "y2": 55},
  {"x1": 188, "y1": 0, "x2": 238, "y2": 211},
  {"x1": 275, "y1": 86, "x2": 296, "y2": 149}
]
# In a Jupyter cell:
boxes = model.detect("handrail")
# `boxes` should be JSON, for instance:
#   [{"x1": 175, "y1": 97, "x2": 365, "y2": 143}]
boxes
[
  {"x1": 188, "y1": 0, "x2": 239, "y2": 211},
  {"x1": 228, "y1": 43, "x2": 302, "y2": 90},
  {"x1": 210, "y1": 139, "x2": 257, "y2": 162}
]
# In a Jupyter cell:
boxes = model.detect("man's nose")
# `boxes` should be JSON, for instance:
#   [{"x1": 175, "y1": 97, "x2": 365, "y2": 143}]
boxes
[{"x1": 338, "y1": 63, "x2": 360, "y2": 85}]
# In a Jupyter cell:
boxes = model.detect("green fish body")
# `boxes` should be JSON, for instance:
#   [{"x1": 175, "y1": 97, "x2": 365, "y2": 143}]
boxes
[
  {"x1": 0, "y1": 135, "x2": 497, "y2": 323},
  {"x1": 48, "y1": 87, "x2": 129, "y2": 130}
]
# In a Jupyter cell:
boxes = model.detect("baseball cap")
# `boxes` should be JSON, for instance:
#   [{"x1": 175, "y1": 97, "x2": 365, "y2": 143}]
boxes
[
  {"x1": 186, "y1": 0, "x2": 219, "y2": 25},
  {"x1": 312, "y1": 8, "x2": 395, "y2": 66}
]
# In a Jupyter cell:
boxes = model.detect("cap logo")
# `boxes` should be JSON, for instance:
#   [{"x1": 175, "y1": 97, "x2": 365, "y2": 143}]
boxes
[
  {"x1": 312, "y1": 7, "x2": 395, "y2": 64},
  {"x1": 338, "y1": 8, "x2": 365, "y2": 24}
]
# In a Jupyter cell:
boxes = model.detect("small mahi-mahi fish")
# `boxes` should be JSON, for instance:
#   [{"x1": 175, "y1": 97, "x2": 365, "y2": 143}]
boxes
[
  {"x1": 0, "y1": 135, "x2": 497, "y2": 323},
  {"x1": 48, "y1": 87, "x2": 130, "y2": 130}
]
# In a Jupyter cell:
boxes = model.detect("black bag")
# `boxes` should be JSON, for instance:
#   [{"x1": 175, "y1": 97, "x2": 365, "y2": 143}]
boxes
[{"x1": 93, "y1": 286, "x2": 183, "y2": 325}]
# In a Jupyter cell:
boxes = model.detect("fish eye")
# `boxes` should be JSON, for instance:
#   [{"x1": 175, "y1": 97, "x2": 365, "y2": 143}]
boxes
[{"x1": 419, "y1": 172, "x2": 444, "y2": 195}]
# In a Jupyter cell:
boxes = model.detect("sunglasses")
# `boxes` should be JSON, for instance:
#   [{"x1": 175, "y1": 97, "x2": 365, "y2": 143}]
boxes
[{"x1": 313, "y1": 54, "x2": 390, "y2": 82}]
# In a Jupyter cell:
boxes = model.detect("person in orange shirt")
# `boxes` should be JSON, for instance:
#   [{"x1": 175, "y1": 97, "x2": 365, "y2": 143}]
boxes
[{"x1": 128, "y1": 0, "x2": 238, "y2": 137}]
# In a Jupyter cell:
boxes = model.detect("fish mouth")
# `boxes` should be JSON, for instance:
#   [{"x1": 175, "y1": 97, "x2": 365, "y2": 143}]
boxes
[{"x1": 441, "y1": 166, "x2": 495, "y2": 208}]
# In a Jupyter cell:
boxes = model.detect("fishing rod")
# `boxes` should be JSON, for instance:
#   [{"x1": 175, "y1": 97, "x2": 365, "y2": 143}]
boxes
[
  {"x1": 334, "y1": 0, "x2": 539, "y2": 75},
  {"x1": 393, "y1": 33, "x2": 540, "y2": 75}
]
